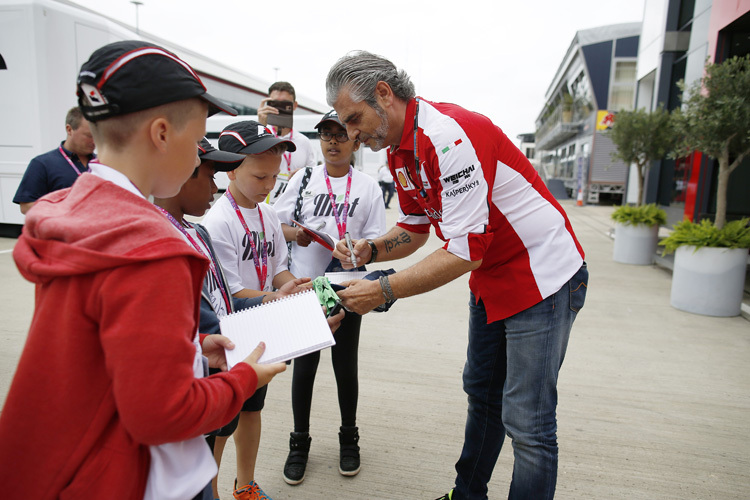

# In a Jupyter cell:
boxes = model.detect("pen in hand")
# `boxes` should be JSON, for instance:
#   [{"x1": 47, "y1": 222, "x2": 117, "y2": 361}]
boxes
[{"x1": 345, "y1": 232, "x2": 357, "y2": 268}]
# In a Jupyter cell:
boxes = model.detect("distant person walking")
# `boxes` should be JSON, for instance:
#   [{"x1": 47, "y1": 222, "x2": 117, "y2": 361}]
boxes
[
  {"x1": 13, "y1": 107, "x2": 95, "y2": 214},
  {"x1": 377, "y1": 164, "x2": 395, "y2": 208},
  {"x1": 326, "y1": 51, "x2": 588, "y2": 500}
]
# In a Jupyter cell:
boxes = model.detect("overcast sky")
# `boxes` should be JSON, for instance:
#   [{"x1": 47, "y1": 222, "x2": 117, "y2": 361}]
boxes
[{"x1": 71, "y1": 0, "x2": 645, "y2": 145}]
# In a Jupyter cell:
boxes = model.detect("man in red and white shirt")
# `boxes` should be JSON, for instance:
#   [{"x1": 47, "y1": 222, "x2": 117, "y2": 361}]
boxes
[{"x1": 327, "y1": 51, "x2": 588, "y2": 500}]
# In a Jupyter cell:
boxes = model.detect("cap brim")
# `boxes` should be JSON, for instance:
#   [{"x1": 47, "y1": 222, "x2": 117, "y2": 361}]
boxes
[
  {"x1": 315, "y1": 117, "x2": 342, "y2": 129},
  {"x1": 201, "y1": 92, "x2": 238, "y2": 117},
  {"x1": 200, "y1": 149, "x2": 246, "y2": 171},
  {"x1": 238, "y1": 136, "x2": 297, "y2": 155}
]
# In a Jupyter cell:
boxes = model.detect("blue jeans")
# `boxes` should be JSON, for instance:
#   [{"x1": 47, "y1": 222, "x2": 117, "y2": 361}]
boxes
[{"x1": 454, "y1": 264, "x2": 588, "y2": 500}]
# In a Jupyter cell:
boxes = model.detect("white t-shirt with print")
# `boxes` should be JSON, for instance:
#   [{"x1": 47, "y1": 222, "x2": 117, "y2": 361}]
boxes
[
  {"x1": 265, "y1": 127, "x2": 316, "y2": 205},
  {"x1": 202, "y1": 194, "x2": 289, "y2": 294},
  {"x1": 275, "y1": 166, "x2": 386, "y2": 279}
]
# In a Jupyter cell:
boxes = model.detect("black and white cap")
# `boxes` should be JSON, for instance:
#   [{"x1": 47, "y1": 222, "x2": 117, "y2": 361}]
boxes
[
  {"x1": 314, "y1": 109, "x2": 343, "y2": 129},
  {"x1": 77, "y1": 40, "x2": 237, "y2": 122},
  {"x1": 197, "y1": 138, "x2": 245, "y2": 171},
  {"x1": 218, "y1": 120, "x2": 296, "y2": 155}
]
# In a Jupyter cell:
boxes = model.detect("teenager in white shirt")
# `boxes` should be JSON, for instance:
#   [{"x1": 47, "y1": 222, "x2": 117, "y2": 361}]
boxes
[{"x1": 274, "y1": 110, "x2": 386, "y2": 485}]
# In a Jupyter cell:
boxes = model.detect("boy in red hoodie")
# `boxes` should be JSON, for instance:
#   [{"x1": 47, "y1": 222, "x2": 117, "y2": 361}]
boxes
[{"x1": 0, "y1": 40, "x2": 286, "y2": 500}]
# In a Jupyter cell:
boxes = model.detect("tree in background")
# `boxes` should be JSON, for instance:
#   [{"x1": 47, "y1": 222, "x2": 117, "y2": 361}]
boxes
[
  {"x1": 607, "y1": 106, "x2": 675, "y2": 206},
  {"x1": 672, "y1": 55, "x2": 750, "y2": 229}
]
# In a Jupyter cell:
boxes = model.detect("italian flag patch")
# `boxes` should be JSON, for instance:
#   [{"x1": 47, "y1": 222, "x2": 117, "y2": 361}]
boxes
[{"x1": 441, "y1": 138, "x2": 462, "y2": 154}]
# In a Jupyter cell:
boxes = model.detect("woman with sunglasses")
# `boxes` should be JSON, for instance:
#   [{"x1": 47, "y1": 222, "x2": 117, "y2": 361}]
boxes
[{"x1": 274, "y1": 110, "x2": 386, "y2": 486}]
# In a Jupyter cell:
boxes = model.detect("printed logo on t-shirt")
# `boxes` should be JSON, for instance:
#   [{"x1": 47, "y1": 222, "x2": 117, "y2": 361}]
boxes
[
  {"x1": 395, "y1": 167, "x2": 415, "y2": 191},
  {"x1": 312, "y1": 194, "x2": 361, "y2": 218},
  {"x1": 241, "y1": 231, "x2": 276, "y2": 261},
  {"x1": 204, "y1": 271, "x2": 228, "y2": 317}
]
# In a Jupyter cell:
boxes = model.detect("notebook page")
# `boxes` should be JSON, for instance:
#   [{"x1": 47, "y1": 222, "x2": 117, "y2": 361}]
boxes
[
  {"x1": 220, "y1": 289, "x2": 335, "y2": 367},
  {"x1": 325, "y1": 271, "x2": 369, "y2": 285}
]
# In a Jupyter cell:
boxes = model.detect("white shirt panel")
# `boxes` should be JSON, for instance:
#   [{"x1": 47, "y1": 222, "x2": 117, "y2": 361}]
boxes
[{"x1": 492, "y1": 161, "x2": 583, "y2": 298}]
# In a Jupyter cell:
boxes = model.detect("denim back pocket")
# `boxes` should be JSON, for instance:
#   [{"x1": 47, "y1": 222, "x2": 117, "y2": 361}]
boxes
[{"x1": 569, "y1": 262, "x2": 588, "y2": 312}]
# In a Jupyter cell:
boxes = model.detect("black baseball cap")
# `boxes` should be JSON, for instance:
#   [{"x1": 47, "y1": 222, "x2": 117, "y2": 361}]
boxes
[
  {"x1": 315, "y1": 110, "x2": 343, "y2": 129},
  {"x1": 198, "y1": 138, "x2": 245, "y2": 171},
  {"x1": 76, "y1": 40, "x2": 237, "y2": 122},
  {"x1": 218, "y1": 120, "x2": 296, "y2": 155}
]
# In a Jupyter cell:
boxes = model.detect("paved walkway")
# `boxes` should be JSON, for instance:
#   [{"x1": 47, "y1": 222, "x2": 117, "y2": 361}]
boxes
[{"x1": 0, "y1": 200, "x2": 748, "y2": 499}]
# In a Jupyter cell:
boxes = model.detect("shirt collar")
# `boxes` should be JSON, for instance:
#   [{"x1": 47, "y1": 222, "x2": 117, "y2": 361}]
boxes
[
  {"x1": 59, "y1": 141, "x2": 96, "y2": 161},
  {"x1": 394, "y1": 97, "x2": 419, "y2": 154},
  {"x1": 88, "y1": 163, "x2": 146, "y2": 200}
]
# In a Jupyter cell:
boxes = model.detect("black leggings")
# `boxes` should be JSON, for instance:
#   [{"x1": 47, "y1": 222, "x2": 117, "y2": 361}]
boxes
[{"x1": 291, "y1": 310, "x2": 362, "y2": 432}]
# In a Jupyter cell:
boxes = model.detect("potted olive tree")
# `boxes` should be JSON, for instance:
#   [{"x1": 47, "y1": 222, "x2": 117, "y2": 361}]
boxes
[
  {"x1": 664, "y1": 55, "x2": 750, "y2": 316},
  {"x1": 611, "y1": 204, "x2": 667, "y2": 264},
  {"x1": 607, "y1": 106, "x2": 674, "y2": 264}
]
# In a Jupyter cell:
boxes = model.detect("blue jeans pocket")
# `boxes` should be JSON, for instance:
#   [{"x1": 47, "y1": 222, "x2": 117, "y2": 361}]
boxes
[{"x1": 568, "y1": 262, "x2": 588, "y2": 312}]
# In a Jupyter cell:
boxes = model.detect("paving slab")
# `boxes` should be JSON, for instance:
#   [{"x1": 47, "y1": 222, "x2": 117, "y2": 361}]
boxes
[{"x1": 0, "y1": 200, "x2": 748, "y2": 499}]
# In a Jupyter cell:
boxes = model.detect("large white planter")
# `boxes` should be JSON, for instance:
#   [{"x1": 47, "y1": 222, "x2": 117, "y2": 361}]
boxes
[
  {"x1": 613, "y1": 222, "x2": 659, "y2": 265},
  {"x1": 670, "y1": 245, "x2": 749, "y2": 317}
]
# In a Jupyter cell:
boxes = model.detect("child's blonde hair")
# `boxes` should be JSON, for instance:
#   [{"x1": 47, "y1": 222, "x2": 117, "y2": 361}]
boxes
[
  {"x1": 90, "y1": 98, "x2": 206, "y2": 152},
  {"x1": 256, "y1": 144, "x2": 288, "y2": 157}
]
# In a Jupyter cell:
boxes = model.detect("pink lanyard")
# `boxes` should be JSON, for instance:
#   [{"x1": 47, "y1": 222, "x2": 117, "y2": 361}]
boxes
[
  {"x1": 323, "y1": 166, "x2": 353, "y2": 239},
  {"x1": 58, "y1": 146, "x2": 86, "y2": 176},
  {"x1": 225, "y1": 190, "x2": 268, "y2": 290},
  {"x1": 273, "y1": 127, "x2": 293, "y2": 172},
  {"x1": 155, "y1": 207, "x2": 232, "y2": 313}
]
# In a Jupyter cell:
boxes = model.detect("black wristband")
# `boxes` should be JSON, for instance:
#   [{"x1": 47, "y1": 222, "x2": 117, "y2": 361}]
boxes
[{"x1": 366, "y1": 239, "x2": 378, "y2": 264}]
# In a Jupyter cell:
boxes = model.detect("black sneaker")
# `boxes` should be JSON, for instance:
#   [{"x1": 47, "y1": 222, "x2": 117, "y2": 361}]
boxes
[
  {"x1": 338, "y1": 426, "x2": 361, "y2": 476},
  {"x1": 434, "y1": 490, "x2": 454, "y2": 500},
  {"x1": 283, "y1": 432, "x2": 311, "y2": 485}
]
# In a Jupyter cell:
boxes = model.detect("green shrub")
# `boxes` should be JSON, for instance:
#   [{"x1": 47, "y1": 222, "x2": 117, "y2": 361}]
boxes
[
  {"x1": 611, "y1": 203, "x2": 667, "y2": 226},
  {"x1": 660, "y1": 218, "x2": 750, "y2": 254}
]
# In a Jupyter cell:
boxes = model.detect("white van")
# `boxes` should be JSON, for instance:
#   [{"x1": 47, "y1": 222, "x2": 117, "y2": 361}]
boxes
[
  {"x1": 206, "y1": 114, "x2": 387, "y2": 191},
  {"x1": 0, "y1": 0, "x2": 136, "y2": 229}
]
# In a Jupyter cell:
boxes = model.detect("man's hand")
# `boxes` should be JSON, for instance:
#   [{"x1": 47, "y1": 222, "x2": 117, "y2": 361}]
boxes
[
  {"x1": 202, "y1": 334, "x2": 235, "y2": 371},
  {"x1": 333, "y1": 238, "x2": 370, "y2": 269},
  {"x1": 336, "y1": 279, "x2": 384, "y2": 315},
  {"x1": 257, "y1": 98, "x2": 276, "y2": 127},
  {"x1": 242, "y1": 342, "x2": 286, "y2": 388}
]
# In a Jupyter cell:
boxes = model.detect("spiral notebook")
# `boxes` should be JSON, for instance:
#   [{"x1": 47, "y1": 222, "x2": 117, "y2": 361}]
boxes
[{"x1": 220, "y1": 289, "x2": 335, "y2": 367}]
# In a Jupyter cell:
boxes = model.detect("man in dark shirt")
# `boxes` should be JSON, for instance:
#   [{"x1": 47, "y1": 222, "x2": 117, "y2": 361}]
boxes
[{"x1": 13, "y1": 107, "x2": 96, "y2": 214}]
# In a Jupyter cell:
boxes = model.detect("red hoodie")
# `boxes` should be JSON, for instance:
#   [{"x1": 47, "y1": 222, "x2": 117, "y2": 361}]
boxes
[{"x1": 0, "y1": 174, "x2": 259, "y2": 499}]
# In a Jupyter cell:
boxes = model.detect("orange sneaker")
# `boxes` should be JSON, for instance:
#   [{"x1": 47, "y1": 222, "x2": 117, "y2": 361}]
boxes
[{"x1": 233, "y1": 480, "x2": 272, "y2": 500}]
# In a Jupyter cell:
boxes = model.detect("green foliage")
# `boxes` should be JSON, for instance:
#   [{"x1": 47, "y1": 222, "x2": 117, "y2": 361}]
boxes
[
  {"x1": 672, "y1": 56, "x2": 750, "y2": 229},
  {"x1": 660, "y1": 218, "x2": 750, "y2": 254},
  {"x1": 608, "y1": 107, "x2": 675, "y2": 168},
  {"x1": 673, "y1": 55, "x2": 750, "y2": 162},
  {"x1": 611, "y1": 203, "x2": 667, "y2": 226},
  {"x1": 607, "y1": 106, "x2": 675, "y2": 206}
]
